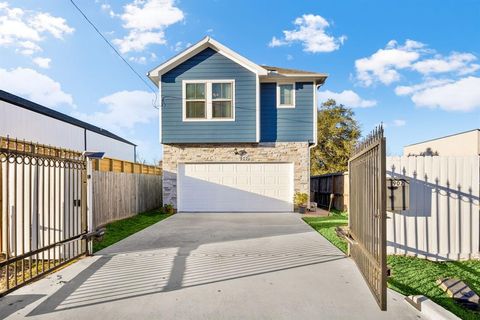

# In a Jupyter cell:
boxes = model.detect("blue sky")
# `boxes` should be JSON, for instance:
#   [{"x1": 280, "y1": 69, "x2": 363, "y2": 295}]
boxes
[{"x1": 1, "y1": 0, "x2": 479, "y2": 162}]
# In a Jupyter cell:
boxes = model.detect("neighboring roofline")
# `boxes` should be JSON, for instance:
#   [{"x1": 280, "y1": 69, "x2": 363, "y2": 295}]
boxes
[
  {"x1": 261, "y1": 73, "x2": 329, "y2": 78},
  {"x1": 147, "y1": 36, "x2": 268, "y2": 86},
  {"x1": 260, "y1": 65, "x2": 329, "y2": 78},
  {"x1": 260, "y1": 74, "x2": 328, "y2": 84},
  {"x1": 404, "y1": 128, "x2": 480, "y2": 147},
  {"x1": 0, "y1": 90, "x2": 136, "y2": 146}
]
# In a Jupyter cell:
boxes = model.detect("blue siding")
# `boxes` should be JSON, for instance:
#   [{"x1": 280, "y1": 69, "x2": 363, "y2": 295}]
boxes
[
  {"x1": 260, "y1": 82, "x2": 314, "y2": 143},
  {"x1": 161, "y1": 48, "x2": 257, "y2": 143}
]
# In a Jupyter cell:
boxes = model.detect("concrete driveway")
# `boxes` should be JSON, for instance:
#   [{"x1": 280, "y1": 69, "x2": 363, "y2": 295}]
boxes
[{"x1": 1, "y1": 213, "x2": 423, "y2": 320}]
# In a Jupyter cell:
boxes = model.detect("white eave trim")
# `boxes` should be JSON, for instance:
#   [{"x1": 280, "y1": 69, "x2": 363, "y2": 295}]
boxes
[{"x1": 147, "y1": 37, "x2": 267, "y2": 85}]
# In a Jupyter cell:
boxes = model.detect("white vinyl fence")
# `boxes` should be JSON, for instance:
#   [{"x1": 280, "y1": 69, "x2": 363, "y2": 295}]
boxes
[{"x1": 386, "y1": 156, "x2": 479, "y2": 261}]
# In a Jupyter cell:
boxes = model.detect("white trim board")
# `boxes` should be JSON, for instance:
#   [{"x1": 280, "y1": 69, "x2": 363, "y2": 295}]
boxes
[
  {"x1": 276, "y1": 82, "x2": 296, "y2": 108},
  {"x1": 182, "y1": 79, "x2": 236, "y2": 122},
  {"x1": 148, "y1": 37, "x2": 267, "y2": 85}
]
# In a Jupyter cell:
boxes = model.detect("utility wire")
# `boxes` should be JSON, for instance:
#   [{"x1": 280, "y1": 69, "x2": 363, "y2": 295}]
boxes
[{"x1": 68, "y1": 0, "x2": 159, "y2": 108}]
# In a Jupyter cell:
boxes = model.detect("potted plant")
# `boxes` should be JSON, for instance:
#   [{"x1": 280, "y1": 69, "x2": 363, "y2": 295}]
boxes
[{"x1": 294, "y1": 192, "x2": 309, "y2": 213}]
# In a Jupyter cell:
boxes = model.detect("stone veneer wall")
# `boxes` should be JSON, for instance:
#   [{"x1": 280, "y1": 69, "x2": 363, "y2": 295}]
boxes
[{"x1": 162, "y1": 142, "x2": 310, "y2": 209}]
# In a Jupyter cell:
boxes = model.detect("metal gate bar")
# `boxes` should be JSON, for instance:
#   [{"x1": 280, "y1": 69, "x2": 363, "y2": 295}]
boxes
[
  {"x1": 0, "y1": 137, "x2": 88, "y2": 296},
  {"x1": 348, "y1": 126, "x2": 387, "y2": 310}
]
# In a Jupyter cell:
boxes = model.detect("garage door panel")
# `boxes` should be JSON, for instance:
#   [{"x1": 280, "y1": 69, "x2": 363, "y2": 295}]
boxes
[{"x1": 178, "y1": 163, "x2": 293, "y2": 212}]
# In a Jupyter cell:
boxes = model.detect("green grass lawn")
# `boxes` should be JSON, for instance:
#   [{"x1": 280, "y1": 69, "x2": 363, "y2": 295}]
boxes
[
  {"x1": 93, "y1": 209, "x2": 172, "y2": 252},
  {"x1": 388, "y1": 256, "x2": 480, "y2": 320},
  {"x1": 302, "y1": 211, "x2": 348, "y2": 253},
  {"x1": 302, "y1": 213, "x2": 480, "y2": 320}
]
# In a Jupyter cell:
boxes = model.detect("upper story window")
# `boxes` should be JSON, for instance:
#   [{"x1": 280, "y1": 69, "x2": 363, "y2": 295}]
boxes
[
  {"x1": 183, "y1": 80, "x2": 235, "y2": 121},
  {"x1": 185, "y1": 83, "x2": 206, "y2": 119},
  {"x1": 277, "y1": 83, "x2": 295, "y2": 108}
]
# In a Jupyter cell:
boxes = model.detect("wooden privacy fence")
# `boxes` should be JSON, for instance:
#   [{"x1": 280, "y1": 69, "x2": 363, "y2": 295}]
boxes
[
  {"x1": 92, "y1": 159, "x2": 162, "y2": 228},
  {"x1": 93, "y1": 158, "x2": 162, "y2": 175},
  {"x1": 386, "y1": 155, "x2": 480, "y2": 261},
  {"x1": 310, "y1": 173, "x2": 348, "y2": 211}
]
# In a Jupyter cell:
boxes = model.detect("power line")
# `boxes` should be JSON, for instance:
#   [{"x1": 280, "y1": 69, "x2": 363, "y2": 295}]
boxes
[{"x1": 68, "y1": 0, "x2": 158, "y2": 108}]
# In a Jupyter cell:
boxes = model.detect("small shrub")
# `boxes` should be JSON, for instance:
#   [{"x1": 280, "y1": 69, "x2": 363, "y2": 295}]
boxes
[
  {"x1": 294, "y1": 192, "x2": 308, "y2": 207},
  {"x1": 164, "y1": 204, "x2": 175, "y2": 214}
]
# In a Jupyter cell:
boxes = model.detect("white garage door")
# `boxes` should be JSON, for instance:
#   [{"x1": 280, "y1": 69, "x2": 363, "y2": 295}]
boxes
[{"x1": 178, "y1": 163, "x2": 294, "y2": 212}]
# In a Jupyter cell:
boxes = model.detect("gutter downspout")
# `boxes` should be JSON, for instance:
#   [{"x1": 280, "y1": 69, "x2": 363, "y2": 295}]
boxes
[
  {"x1": 308, "y1": 80, "x2": 326, "y2": 206},
  {"x1": 309, "y1": 80, "x2": 326, "y2": 150}
]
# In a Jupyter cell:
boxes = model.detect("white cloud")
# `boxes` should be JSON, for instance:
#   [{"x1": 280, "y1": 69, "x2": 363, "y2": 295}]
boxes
[
  {"x1": 33, "y1": 57, "x2": 51, "y2": 69},
  {"x1": 0, "y1": 67, "x2": 74, "y2": 108},
  {"x1": 74, "y1": 90, "x2": 157, "y2": 132},
  {"x1": 269, "y1": 14, "x2": 346, "y2": 53},
  {"x1": 16, "y1": 41, "x2": 42, "y2": 55},
  {"x1": 394, "y1": 78, "x2": 453, "y2": 96},
  {"x1": 411, "y1": 52, "x2": 480, "y2": 75},
  {"x1": 355, "y1": 40, "x2": 422, "y2": 86},
  {"x1": 407, "y1": 76, "x2": 480, "y2": 112},
  {"x1": 268, "y1": 36, "x2": 287, "y2": 48},
  {"x1": 0, "y1": 2, "x2": 73, "y2": 65},
  {"x1": 113, "y1": 0, "x2": 184, "y2": 53},
  {"x1": 355, "y1": 40, "x2": 480, "y2": 87},
  {"x1": 317, "y1": 89, "x2": 377, "y2": 108},
  {"x1": 172, "y1": 41, "x2": 191, "y2": 52},
  {"x1": 286, "y1": 54, "x2": 294, "y2": 61},
  {"x1": 29, "y1": 13, "x2": 74, "y2": 39},
  {"x1": 114, "y1": 30, "x2": 166, "y2": 54},
  {"x1": 101, "y1": 3, "x2": 117, "y2": 17},
  {"x1": 392, "y1": 119, "x2": 406, "y2": 127},
  {"x1": 129, "y1": 55, "x2": 147, "y2": 64}
]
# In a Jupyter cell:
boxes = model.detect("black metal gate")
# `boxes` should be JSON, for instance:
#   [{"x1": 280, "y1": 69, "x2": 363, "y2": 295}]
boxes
[
  {"x1": 0, "y1": 137, "x2": 88, "y2": 296},
  {"x1": 348, "y1": 126, "x2": 387, "y2": 310}
]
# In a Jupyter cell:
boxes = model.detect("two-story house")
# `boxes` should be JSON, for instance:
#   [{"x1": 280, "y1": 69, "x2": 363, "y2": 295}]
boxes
[{"x1": 148, "y1": 37, "x2": 327, "y2": 212}]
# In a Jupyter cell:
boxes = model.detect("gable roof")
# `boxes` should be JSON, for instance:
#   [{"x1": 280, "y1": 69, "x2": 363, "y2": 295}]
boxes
[
  {"x1": 147, "y1": 37, "x2": 329, "y2": 86},
  {"x1": 147, "y1": 37, "x2": 268, "y2": 85},
  {"x1": 0, "y1": 90, "x2": 136, "y2": 146}
]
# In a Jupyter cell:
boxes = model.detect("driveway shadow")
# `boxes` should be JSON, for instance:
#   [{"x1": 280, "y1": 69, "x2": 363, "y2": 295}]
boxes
[
  {"x1": 0, "y1": 294, "x2": 45, "y2": 319},
  {"x1": 26, "y1": 213, "x2": 345, "y2": 316}
]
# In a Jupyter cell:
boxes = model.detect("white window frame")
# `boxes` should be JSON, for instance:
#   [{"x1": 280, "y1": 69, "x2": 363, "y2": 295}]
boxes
[
  {"x1": 182, "y1": 79, "x2": 235, "y2": 122},
  {"x1": 276, "y1": 82, "x2": 296, "y2": 108}
]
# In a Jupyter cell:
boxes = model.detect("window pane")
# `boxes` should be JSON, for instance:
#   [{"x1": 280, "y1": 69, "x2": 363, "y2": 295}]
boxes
[
  {"x1": 212, "y1": 83, "x2": 221, "y2": 99},
  {"x1": 186, "y1": 83, "x2": 196, "y2": 99},
  {"x1": 212, "y1": 101, "x2": 232, "y2": 118},
  {"x1": 212, "y1": 83, "x2": 232, "y2": 99},
  {"x1": 223, "y1": 83, "x2": 232, "y2": 99},
  {"x1": 195, "y1": 83, "x2": 205, "y2": 99},
  {"x1": 186, "y1": 101, "x2": 206, "y2": 118},
  {"x1": 186, "y1": 83, "x2": 205, "y2": 99},
  {"x1": 279, "y1": 84, "x2": 293, "y2": 105}
]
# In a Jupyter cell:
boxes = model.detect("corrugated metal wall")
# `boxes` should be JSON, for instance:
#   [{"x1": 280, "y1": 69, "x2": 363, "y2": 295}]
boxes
[
  {"x1": 0, "y1": 100, "x2": 135, "y2": 161},
  {"x1": 0, "y1": 100, "x2": 84, "y2": 150},
  {"x1": 386, "y1": 155, "x2": 480, "y2": 261}
]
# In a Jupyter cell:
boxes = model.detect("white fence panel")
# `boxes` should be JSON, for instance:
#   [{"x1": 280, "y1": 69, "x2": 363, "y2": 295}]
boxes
[{"x1": 386, "y1": 156, "x2": 479, "y2": 261}]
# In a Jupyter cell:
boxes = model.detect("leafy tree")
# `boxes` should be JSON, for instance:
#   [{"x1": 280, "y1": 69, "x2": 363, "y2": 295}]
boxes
[{"x1": 310, "y1": 99, "x2": 361, "y2": 175}]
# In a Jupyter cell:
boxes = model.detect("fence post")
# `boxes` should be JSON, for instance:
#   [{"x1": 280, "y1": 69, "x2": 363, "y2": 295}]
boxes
[
  {"x1": 81, "y1": 158, "x2": 88, "y2": 255},
  {"x1": 347, "y1": 161, "x2": 351, "y2": 257},
  {"x1": 0, "y1": 158, "x2": 2, "y2": 253},
  {"x1": 86, "y1": 159, "x2": 93, "y2": 255}
]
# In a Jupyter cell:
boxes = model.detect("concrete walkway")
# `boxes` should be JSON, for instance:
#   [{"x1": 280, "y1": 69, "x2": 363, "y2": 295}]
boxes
[{"x1": 0, "y1": 213, "x2": 423, "y2": 320}]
